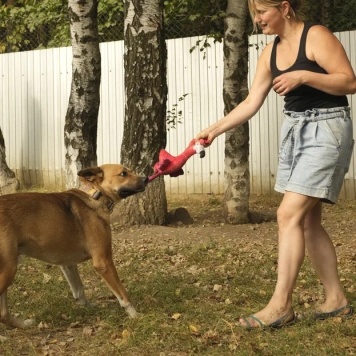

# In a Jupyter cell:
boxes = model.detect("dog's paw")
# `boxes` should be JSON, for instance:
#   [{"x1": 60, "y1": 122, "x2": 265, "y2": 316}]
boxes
[
  {"x1": 0, "y1": 335, "x2": 7, "y2": 343},
  {"x1": 126, "y1": 305, "x2": 141, "y2": 318},
  {"x1": 9, "y1": 316, "x2": 35, "y2": 329},
  {"x1": 24, "y1": 319, "x2": 35, "y2": 327},
  {"x1": 76, "y1": 298, "x2": 93, "y2": 308}
]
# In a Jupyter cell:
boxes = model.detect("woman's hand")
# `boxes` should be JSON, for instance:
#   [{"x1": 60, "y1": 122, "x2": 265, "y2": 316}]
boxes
[
  {"x1": 272, "y1": 71, "x2": 304, "y2": 96},
  {"x1": 195, "y1": 129, "x2": 214, "y2": 147}
]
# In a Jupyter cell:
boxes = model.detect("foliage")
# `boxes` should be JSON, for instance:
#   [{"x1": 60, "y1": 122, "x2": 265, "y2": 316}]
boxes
[
  {"x1": 0, "y1": 0, "x2": 70, "y2": 52},
  {"x1": 164, "y1": 0, "x2": 226, "y2": 40},
  {"x1": 327, "y1": 0, "x2": 356, "y2": 32},
  {"x1": 97, "y1": 0, "x2": 124, "y2": 41},
  {"x1": 166, "y1": 94, "x2": 189, "y2": 131},
  {"x1": 0, "y1": 0, "x2": 227, "y2": 53},
  {"x1": 300, "y1": 0, "x2": 356, "y2": 32},
  {"x1": 1, "y1": 0, "x2": 356, "y2": 53}
]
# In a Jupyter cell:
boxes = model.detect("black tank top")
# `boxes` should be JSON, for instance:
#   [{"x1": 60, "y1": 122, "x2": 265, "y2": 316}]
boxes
[{"x1": 270, "y1": 22, "x2": 348, "y2": 111}]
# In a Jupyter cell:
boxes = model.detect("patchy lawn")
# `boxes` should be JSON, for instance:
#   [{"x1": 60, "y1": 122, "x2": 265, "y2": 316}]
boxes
[{"x1": 1, "y1": 194, "x2": 355, "y2": 355}]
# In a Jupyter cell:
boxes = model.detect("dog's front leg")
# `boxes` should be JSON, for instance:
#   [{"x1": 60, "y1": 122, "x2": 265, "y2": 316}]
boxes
[
  {"x1": 60, "y1": 265, "x2": 89, "y2": 306},
  {"x1": 1, "y1": 291, "x2": 34, "y2": 328},
  {"x1": 92, "y1": 257, "x2": 138, "y2": 318}
]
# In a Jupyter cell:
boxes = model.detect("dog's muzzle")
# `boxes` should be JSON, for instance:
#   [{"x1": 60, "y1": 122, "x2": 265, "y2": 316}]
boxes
[{"x1": 118, "y1": 177, "x2": 148, "y2": 198}]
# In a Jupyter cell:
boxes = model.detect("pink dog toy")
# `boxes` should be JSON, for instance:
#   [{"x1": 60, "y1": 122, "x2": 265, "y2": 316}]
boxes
[{"x1": 148, "y1": 139, "x2": 206, "y2": 182}]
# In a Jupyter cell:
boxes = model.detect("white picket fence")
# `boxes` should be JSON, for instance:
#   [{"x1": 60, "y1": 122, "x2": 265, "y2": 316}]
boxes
[{"x1": 0, "y1": 32, "x2": 355, "y2": 199}]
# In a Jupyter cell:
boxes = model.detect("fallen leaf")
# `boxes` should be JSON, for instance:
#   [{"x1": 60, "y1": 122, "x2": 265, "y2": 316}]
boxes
[
  {"x1": 171, "y1": 313, "x2": 181, "y2": 320},
  {"x1": 213, "y1": 284, "x2": 222, "y2": 292},
  {"x1": 189, "y1": 324, "x2": 200, "y2": 335},
  {"x1": 83, "y1": 326, "x2": 95, "y2": 337},
  {"x1": 43, "y1": 273, "x2": 51, "y2": 284}
]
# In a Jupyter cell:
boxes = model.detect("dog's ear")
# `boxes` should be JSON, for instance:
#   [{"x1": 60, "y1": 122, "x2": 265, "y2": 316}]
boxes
[{"x1": 77, "y1": 167, "x2": 104, "y2": 182}]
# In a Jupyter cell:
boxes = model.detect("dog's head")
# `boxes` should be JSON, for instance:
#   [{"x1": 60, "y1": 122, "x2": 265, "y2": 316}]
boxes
[{"x1": 78, "y1": 164, "x2": 148, "y2": 202}]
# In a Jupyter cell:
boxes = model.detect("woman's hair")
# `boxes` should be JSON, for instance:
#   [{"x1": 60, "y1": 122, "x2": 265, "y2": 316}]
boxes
[{"x1": 248, "y1": 0, "x2": 304, "y2": 33}]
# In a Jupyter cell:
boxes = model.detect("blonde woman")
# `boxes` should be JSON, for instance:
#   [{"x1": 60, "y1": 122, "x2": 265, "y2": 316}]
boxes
[{"x1": 195, "y1": 0, "x2": 356, "y2": 329}]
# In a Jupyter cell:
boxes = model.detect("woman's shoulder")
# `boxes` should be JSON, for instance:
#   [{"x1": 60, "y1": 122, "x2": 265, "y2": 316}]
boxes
[
  {"x1": 307, "y1": 24, "x2": 341, "y2": 50},
  {"x1": 307, "y1": 24, "x2": 334, "y2": 40},
  {"x1": 261, "y1": 40, "x2": 275, "y2": 56},
  {"x1": 257, "y1": 41, "x2": 275, "y2": 72}
]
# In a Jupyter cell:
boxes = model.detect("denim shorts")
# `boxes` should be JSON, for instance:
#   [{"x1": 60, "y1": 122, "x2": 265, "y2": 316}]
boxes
[{"x1": 274, "y1": 106, "x2": 354, "y2": 204}]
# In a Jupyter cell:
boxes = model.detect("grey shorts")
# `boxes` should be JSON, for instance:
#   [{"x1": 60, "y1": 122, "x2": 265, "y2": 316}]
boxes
[{"x1": 275, "y1": 106, "x2": 354, "y2": 204}]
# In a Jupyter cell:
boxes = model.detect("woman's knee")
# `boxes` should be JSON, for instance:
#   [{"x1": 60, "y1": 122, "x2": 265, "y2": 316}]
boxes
[{"x1": 277, "y1": 204, "x2": 298, "y2": 229}]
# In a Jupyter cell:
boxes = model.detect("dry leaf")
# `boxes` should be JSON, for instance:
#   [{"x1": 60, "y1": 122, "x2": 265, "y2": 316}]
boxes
[
  {"x1": 171, "y1": 313, "x2": 181, "y2": 320},
  {"x1": 83, "y1": 326, "x2": 95, "y2": 337},
  {"x1": 213, "y1": 284, "x2": 222, "y2": 292},
  {"x1": 189, "y1": 324, "x2": 200, "y2": 335},
  {"x1": 122, "y1": 329, "x2": 131, "y2": 339},
  {"x1": 43, "y1": 273, "x2": 51, "y2": 284}
]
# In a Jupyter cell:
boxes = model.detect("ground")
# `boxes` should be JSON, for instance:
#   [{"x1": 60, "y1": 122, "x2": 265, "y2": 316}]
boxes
[
  {"x1": 1, "y1": 193, "x2": 355, "y2": 355},
  {"x1": 116, "y1": 192, "x2": 356, "y2": 255}
]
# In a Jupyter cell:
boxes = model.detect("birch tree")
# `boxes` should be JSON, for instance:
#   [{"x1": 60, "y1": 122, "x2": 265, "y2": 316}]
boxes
[
  {"x1": 115, "y1": 0, "x2": 167, "y2": 225},
  {"x1": 64, "y1": 0, "x2": 101, "y2": 188},
  {"x1": 0, "y1": 128, "x2": 19, "y2": 194},
  {"x1": 223, "y1": 0, "x2": 250, "y2": 224}
]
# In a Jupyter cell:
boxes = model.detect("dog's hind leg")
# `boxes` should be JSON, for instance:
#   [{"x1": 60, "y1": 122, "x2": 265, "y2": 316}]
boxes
[
  {"x1": 60, "y1": 265, "x2": 89, "y2": 306},
  {"x1": 92, "y1": 257, "x2": 139, "y2": 318}
]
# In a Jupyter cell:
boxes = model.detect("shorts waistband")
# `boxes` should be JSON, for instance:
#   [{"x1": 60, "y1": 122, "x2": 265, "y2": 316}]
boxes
[{"x1": 283, "y1": 106, "x2": 350, "y2": 121}]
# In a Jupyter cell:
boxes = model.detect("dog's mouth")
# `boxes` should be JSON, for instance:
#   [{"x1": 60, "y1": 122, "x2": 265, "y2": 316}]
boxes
[
  {"x1": 118, "y1": 186, "x2": 146, "y2": 198},
  {"x1": 118, "y1": 177, "x2": 148, "y2": 199}
]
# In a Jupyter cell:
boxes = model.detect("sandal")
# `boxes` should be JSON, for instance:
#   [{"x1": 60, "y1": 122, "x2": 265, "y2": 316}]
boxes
[
  {"x1": 240, "y1": 310, "x2": 296, "y2": 330},
  {"x1": 314, "y1": 304, "x2": 354, "y2": 320}
]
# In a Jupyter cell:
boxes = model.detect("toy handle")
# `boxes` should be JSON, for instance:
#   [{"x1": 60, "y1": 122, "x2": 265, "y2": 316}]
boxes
[{"x1": 194, "y1": 139, "x2": 206, "y2": 158}]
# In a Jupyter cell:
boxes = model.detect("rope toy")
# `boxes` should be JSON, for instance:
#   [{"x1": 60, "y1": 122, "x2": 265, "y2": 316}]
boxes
[{"x1": 148, "y1": 139, "x2": 206, "y2": 182}]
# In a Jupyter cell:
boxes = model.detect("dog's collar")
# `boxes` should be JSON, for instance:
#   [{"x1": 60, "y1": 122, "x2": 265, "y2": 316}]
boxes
[{"x1": 81, "y1": 186, "x2": 115, "y2": 213}]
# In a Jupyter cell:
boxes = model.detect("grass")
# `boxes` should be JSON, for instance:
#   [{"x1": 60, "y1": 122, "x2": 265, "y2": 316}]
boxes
[{"x1": 0, "y1": 194, "x2": 355, "y2": 355}]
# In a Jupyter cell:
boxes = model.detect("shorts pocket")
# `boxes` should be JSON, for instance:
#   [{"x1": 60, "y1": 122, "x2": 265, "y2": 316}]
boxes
[
  {"x1": 317, "y1": 118, "x2": 343, "y2": 147},
  {"x1": 344, "y1": 139, "x2": 355, "y2": 174}
]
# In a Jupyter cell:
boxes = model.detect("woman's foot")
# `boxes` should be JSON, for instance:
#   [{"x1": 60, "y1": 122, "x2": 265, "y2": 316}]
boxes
[
  {"x1": 314, "y1": 304, "x2": 353, "y2": 320},
  {"x1": 239, "y1": 309, "x2": 296, "y2": 329}
]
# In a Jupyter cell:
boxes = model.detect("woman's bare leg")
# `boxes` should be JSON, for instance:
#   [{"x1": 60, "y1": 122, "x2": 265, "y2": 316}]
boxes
[
  {"x1": 239, "y1": 192, "x2": 319, "y2": 327},
  {"x1": 304, "y1": 202, "x2": 349, "y2": 312}
]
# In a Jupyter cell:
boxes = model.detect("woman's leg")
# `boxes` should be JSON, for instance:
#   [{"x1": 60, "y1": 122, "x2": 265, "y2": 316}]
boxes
[
  {"x1": 304, "y1": 202, "x2": 349, "y2": 312},
  {"x1": 239, "y1": 191, "x2": 319, "y2": 327}
]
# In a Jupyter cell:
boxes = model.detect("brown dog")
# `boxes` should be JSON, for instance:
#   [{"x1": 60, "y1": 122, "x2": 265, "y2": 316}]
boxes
[{"x1": 0, "y1": 164, "x2": 147, "y2": 328}]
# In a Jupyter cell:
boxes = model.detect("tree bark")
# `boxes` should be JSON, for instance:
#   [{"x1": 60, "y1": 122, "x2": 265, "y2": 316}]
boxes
[
  {"x1": 64, "y1": 0, "x2": 101, "y2": 188},
  {"x1": 223, "y1": 0, "x2": 250, "y2": 224},
  {"x1": 0, "y1": 128, "x2": 19, "y2": 194},
  {"x1": 115, "y1": 0, "x2": 167, "y2": 225}
]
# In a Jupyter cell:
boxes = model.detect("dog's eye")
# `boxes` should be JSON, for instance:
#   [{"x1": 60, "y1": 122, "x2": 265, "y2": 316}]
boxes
[{"x1": 119, "y1": 171, "x2": 128, "y2": 177}]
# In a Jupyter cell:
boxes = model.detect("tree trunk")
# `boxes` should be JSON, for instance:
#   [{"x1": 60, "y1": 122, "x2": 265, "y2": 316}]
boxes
[
  {"x1": 223, "y1": 0, "x2": 250, "y2": 224},
  {"x1": 115, "y1": 0, "x2": 167, "y2": 225},
  {"x1": 0, "y1": 128, "x2": 19, "y2": 194},
  {"x1": 64, "y1": 0, "x2": 101, "y2": 189}
]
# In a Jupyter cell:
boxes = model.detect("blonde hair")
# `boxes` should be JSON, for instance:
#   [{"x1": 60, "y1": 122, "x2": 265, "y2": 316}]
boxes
[{"x1": 248, "y1": 0, "x2": 303, "y2": 32}]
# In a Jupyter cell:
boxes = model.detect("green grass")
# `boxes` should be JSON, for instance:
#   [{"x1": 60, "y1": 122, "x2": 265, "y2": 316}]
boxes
[{"x1": 1, "y1": 194, "x2": 355, "y2": 355}]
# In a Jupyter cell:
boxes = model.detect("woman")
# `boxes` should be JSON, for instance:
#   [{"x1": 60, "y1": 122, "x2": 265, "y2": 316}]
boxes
[{"x1": 195, "y1": 0, "x2": 356, "y2": 329}]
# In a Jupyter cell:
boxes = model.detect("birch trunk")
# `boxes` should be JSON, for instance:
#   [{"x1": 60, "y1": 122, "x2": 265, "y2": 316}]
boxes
[
  {"x1": 115, "y1": 0, "x2": 167, "y2": 225},
  {"x1": 64, "y1": 0, "x2": 101, "y2": 188},
  {"x1": 223, "y1": 0, "x2": 250, "y2": 224},
  {"x1": 0, "y1": 128, "x2": 19, "y2": 194}
]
